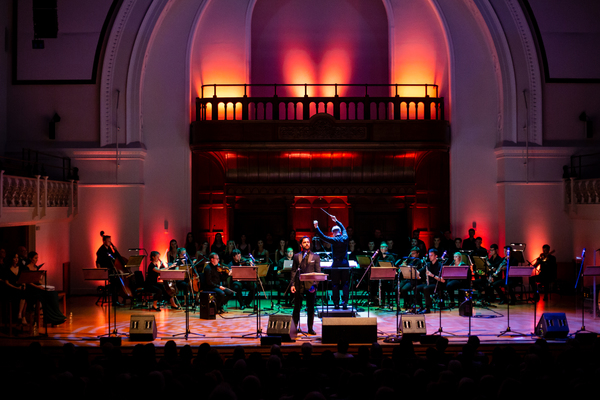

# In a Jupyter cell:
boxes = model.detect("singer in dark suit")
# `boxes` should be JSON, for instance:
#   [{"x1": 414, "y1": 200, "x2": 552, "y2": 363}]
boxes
[{"x1": 290, "y1": 236, "x2": 321, "y2": 335}]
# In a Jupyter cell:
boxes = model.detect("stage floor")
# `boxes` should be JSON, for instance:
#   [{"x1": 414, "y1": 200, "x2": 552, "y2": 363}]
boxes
[{"x1": 2, "y1": 293, "x2": 599, "y2": 348}]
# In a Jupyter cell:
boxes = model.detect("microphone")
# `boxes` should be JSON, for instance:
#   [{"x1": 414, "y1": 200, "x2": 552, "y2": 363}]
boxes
[
  {"x1": 371, "y1": 249, "x2": 379, "y2": 260},
  {"x1": 128, "y1": 248, "x2": 143, "y2": 251},
  {"x1": 302, "y1": 251, "x2": 308, "y2": 259}
]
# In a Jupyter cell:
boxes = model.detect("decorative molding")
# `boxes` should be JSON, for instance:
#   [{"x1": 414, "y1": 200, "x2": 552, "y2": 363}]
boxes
[
  {"x1": 279, "y1": 116, "x2": 367, "y2": 141},
  {"x1": 100, "y1": 0, "x2": 138, "y2": 147},
  {"x1": 494, "y1": 146, "x2": 575, "y2": 159},
  {"x1": 505, "y1": 0, "x2": 542, "y2": 145},
  {"x1": 225, "y1": 185, "x2": 414, "y2": 196},
  {"x1": 65, "y1": 148, "x2": 147, "y2": 161},
  {"x1": 496, "y1": 181, "x2": 562, "y2": 186}
]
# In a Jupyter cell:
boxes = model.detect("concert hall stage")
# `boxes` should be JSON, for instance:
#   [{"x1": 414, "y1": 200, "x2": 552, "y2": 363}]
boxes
[{"x1": 2, "y1": 294, "x2": 599, "y2": 353}]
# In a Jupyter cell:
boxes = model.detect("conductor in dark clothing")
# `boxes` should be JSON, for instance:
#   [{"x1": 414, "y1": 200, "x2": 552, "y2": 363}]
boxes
[
  {"x1": 314, "y1": 215, "x2": 349, "y2": 309},
  {"x1": 291, "y1": 236, "x2": 321, "y2": 335}
]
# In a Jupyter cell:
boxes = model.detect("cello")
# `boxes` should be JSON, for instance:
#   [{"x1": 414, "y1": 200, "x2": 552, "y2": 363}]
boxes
[{"x1": 99, "y1": 231, "x2": 135, "y2": 302}]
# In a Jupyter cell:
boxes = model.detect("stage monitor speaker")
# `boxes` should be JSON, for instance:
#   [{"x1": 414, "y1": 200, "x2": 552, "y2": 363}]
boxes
[
  {"x1": 322, "y1": 317, "x2": 377, "y2": 344},
  {"x1": 536, "y1": 312, "x2": 569, "y2": 339},
  {"x1": 199, "y1": 291, "x2": 217, "y2": 320},
  {"x1": 266, "y1": 314, "x2": 297, "y2": 342},
  {"x1": 399, "y1": 315, "x2": 427, "y2": 339},
  {"x1": 129, "y1": 315, "x2": 157, "y2": 341}
]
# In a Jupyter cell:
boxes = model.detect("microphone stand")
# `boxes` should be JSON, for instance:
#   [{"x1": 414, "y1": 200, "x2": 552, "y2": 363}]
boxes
[
  {"x1": 574, "y1": 248, "x2": 596, "y2": 335},
  {"x1": 498, "y1": 247, "x2": 526, "y2": 337},
  {"x1": 357, "y1": 250, "x2": 379, "y2": 318}
]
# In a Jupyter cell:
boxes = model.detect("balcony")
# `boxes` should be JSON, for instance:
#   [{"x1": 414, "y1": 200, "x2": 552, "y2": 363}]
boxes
[{"x1": 191, "y1": 83, "x2": 449, "y2": 151}]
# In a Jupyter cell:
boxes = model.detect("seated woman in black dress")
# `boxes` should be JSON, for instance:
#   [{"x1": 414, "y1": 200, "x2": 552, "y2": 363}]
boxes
[
  {"x1": 2, "y1": 252, "x2": 27, "y2": 325},
  {"x1": 24, "y1": 251, "x2": 67, "y2": 325},
  {"x1": 146, "y1": 251, "x2": 179, "y2": 310}
]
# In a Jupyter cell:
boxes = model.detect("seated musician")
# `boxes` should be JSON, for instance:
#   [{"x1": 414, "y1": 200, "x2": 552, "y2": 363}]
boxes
[
  {"x1": 172, "y1": 248, "x2": 191, "y2": 296},
  {"x1": 146, "y1": 251, "x2": 179, "y2": 310},
  {"x1": 473, "y1": 244, "x2": 500, "y2": 303},
  {"x1": 2, "y1": 252, "x2": 27, "y2": 325},
  {"x1": 95, "y1": 232, "x2": 121, "y2": 306},
  {"x1": 445, "y1": 252, "x2": 472, "y2": 307},
  {"x1": 276, "y1": 247, "x2": 295, "y2": 305},
  {"x1": 203, "y1": 252, "x2": 234, "y2": 313},
  {"x1": 398, "y1": 246, "x2": 422, "y2": 310},
  {"x1": 489, "y1": 246, "x2": 516, "y2": 304},
  {"x1": 23, "y1": 251, "x2": 67, "y2": 325},
  {"x1": 228, "y1": 249, "x2": 255, "y2": 310},
  {"x1": 416, "y1": 248, "x2": 445, "y2": 314},
  {"x1": 530, "y1": 244, "x2": 557, "y2": 301},
  {"x1": 370, "y1": 242, "x2": 396, "y2": 306}
]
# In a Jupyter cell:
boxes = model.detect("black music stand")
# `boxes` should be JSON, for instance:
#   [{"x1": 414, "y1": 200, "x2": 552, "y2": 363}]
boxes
[
  {"x1": 83, "y1": 268, "x2": 126, "y2": 338},
  {"x1": 440, "y1": 266, "x2": 470, "y2": 336},
  {"x1": 398, "y1": 265, "x2": 421, "y2": 314},
  {"x1": 498, "y1": 260, "x2": 532, "y2": 337},
  {"x1": 232, "y1": 266, "x2": 264, "y2": 338},
  {"x1": 163, "y1": 269, "x2": 203, "y2": 340},
  {"x1": 355, "y1": 255, "x2": 372, "y2": 305}
]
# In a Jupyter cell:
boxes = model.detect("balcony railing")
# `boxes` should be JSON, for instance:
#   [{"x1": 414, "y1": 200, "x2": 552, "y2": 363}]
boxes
[
  {"x1": 565, "y1": 177, "x2": 600, "y2": 205},
  {"x1": 195, "y1": 83, "x2": 444, "y2": 122},
  {"x1": 0, "y1": 172, "x2": 78, "y2": 218}
]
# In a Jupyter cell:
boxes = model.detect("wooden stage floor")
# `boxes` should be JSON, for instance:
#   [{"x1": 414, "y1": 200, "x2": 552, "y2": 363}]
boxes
[{"x1": 2, "y1": 293, "x2": 599, "y2": 348}]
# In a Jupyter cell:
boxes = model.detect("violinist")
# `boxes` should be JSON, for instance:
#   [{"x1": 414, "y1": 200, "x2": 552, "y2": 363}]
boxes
[
  {"x1": 228, "y1": 249, "x2": 255, "y2": 310},
  {"x1": 146, "y1": 251, "x2": 179, "y2": 311},
  {"x1": 203, "y1": 252, "x2": 234, "y2": 313},
  {"x1": 530, "y1": 244, "x2": 557, "y2": 301}
]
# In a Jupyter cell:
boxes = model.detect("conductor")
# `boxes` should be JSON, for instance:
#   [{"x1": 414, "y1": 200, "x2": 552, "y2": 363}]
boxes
[{"x1": 314, "y1": 216, "x2": 350, "y2": 309}]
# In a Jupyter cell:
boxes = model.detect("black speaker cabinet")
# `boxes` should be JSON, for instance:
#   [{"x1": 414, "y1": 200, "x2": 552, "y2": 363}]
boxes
[
  {"x1": 399, "y1": 315, "x2": 427, "y2": 335},
  {"x1": 266, "y1": 314, "x2": 297, "y2": 342},
  {"x1": 536, "y1": 312, "x2": 569, "y2": 339},
  {"x1": 322, "y1": 317, "x2": 377, "y2": 344},
  {"x1": 199, "y1": 291, "x2": 217, "y2": 320},
  {"x1": 459, "y1": 300, "x2": 473, "y2": 317},
  {"x1": 129, "y1": 315, "x2": 157, "y2": 341}
]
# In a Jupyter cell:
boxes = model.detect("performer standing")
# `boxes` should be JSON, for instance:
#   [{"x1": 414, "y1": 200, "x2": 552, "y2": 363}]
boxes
[
  {"x1": 314, "y1": 215, "x2": 349, "y2": 309},
  {"x1": 531, "y1": 244, "x2": 557, "y2": 301},
  {"x1": 290, "y1": 236, "x2": 321, "y2": 335}
]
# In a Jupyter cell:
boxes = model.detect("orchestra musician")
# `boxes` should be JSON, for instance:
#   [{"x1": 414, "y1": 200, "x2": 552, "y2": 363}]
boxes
[
  {"x1": 276, "y1": 247, "x2": 294, "y2": 305},
  {"x1": 314, "y1": 216, "x2": 350, "y2": 310},
  {"x1": 530, "y1": 244, "x2": 557, "y2": 301},
  {"x1": 416, "y1": 248, "x2": 445, "y2": 314},
  {"x1": 95, "y1": 232, "x2": 125, "y2": 306},
  {"x1": 462, "y1": 229, "x2": 477, "y2": 250},
  {"x1": 370, "y1": 241, "x2": 396, "y2": 306},
  {"x1": 203, "y1": 252, "x2": 234, "y2": 313},
  {"x1": 489, "y1": 246, "x2": 516, "y2": 305},
  {"x1": 228, "y1": 249, "x2": 256, "y2": 310},
  {"x1": 290, "y1": 236, "x2": 321, "y2": 335},
  {"x1": 473, "y1": 243, "x2": 501, "y2": 303},
  {"x1": 146, "y1": 251, "x2": 180, "y2": 310},
  {"x1": 398, "y1": 246, "x2": 422, "y2": 310},
  {"x1": 445, "y1": 252, "x2": 471, "y2": 307}
]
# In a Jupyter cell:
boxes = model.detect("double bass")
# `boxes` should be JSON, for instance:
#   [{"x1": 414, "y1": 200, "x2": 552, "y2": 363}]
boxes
[{"x1": 99, "y1": 231, "x2": 136, "y2": 302}]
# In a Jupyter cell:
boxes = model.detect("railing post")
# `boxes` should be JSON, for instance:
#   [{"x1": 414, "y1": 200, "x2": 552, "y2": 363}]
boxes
[
  {"x1": 212, "y1": 101, "x2": 218, "y2": 120},
  {"x1": 42, "y1": 176, "x2": 48, "y2": 218},
  {"x1": 424, "y1": 99, "x2": 431, "y2": 120},
  {"x1": 33, "y1": 175, "x2": 40, "y2": 219}
]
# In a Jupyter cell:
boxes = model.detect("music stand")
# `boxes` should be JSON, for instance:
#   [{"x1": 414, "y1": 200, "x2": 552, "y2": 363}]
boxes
[
  {"x1": 370, "y1": 266, "x2": 396, "y2": 314},
  {"x1": 230, "y1": 265, "x2": 269, "y2": 339},
  {"x1": 162, "y1": 269, "x2": 202, "y2": 340},
  {"x1": 83, "y1": 268, "x2": 125, "y2": 338},
  {"x1": 498, "y1": 263, "x2": 532, "y2": 337},
  {"x1": 126, "y1": 255, "x2": 145, "y2": 273},
  {"x1": 439, "y1": 266, "x2": 470, "y2": 336},
  {"x1": 576, "y1": 262, "x2": 598, "y2": 334}
]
